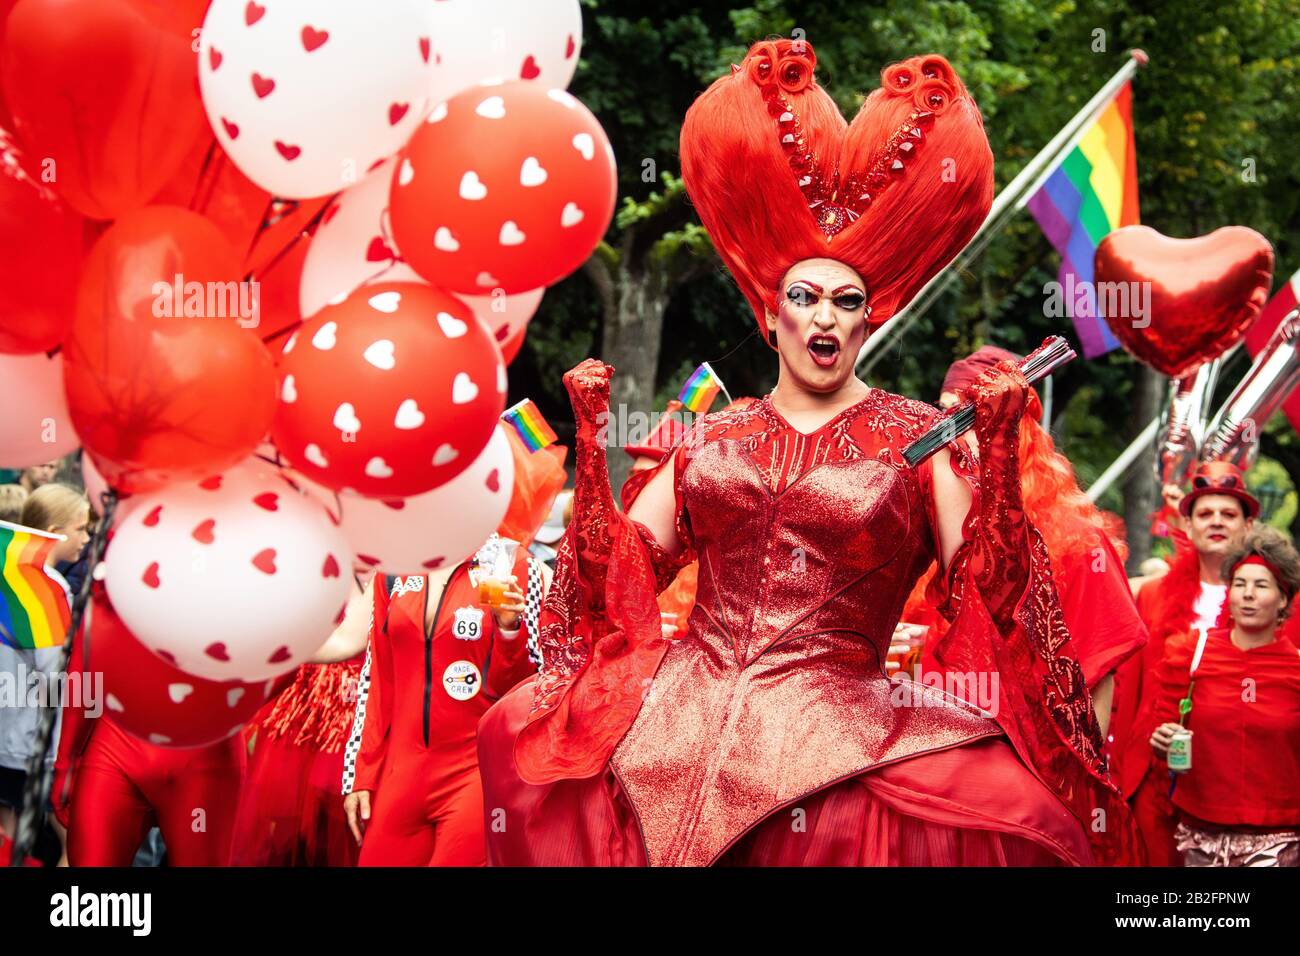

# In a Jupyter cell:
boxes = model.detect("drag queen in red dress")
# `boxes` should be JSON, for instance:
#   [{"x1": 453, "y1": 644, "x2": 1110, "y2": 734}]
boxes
[{"x1": 477, "y1": 41, "x2": 1137, "y2": 866}]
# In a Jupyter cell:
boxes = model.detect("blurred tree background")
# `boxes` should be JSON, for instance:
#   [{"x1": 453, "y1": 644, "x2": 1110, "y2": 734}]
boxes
[{"x1": 504, "y1": 0, "x2": 1300, "y2": 566}]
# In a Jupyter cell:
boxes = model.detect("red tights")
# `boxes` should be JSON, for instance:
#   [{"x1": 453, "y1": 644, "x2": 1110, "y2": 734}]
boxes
[
  {"x1": 68, "y1": 720, "x2": 242, "y2": 867},
  {"x1": 358, "y1": 766, "x2": 486, "y2": 866}
]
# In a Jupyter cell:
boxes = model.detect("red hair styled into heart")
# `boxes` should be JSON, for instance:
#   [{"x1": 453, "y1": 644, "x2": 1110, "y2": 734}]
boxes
[{"x1": 680, "y1": 40, "x2": 994, "y2": 346}]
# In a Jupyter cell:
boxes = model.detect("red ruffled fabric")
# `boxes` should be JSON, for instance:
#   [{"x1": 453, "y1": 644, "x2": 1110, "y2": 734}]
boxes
[
  {"x1": 926, "y1": 444, "x2": 1141, "y2": 866},
  {"x1": 482, "y1": 680, "x2": 1083, "y2": 866},
  {"x1": 229, "y1": 660, "x2": 363, "y2": 867}
]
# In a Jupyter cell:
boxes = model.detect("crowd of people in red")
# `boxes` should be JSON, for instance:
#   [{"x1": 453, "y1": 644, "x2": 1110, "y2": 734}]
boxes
[{"x1": 3, "y1": 37, "x2": 1298, "y2": 870}]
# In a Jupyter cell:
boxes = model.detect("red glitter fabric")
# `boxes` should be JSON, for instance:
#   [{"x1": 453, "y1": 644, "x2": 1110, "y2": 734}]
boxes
[{"x1": 482, "y1": 360, "x2": 1138, "y2": 865}]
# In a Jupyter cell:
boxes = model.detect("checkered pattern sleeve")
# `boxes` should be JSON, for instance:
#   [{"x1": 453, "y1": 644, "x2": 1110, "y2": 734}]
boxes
[
  {"x1": 340, "y1": 577, "x2": 392, "y2": 794},
  {"x1": 340, "y1": 640, "x2": 372, "y2": 795},
  {"x1": 525, "y1": 556, "x2": 544, "y2": 667}
]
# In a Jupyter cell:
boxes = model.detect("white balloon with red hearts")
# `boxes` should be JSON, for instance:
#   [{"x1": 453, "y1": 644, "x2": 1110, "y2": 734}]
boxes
[
  {"x1": 298, "y1": 158, "x2": 544, "y2": 338},
  {"x1": 198, "y1": 0, "x2": 434, "y2": 199},
  {"x1": 298, "y1": 158, "x2": 423, "y2": 319},
  {"x1": 102, "y1": 458, "x2": 351, "y2": 682},
  {"x1": 427, "y1": 0, "x2": 582, "y2": 102},
  {"x1": 272, "y1": 282, "x2": 506, "y2": 497},
  {"x1": 340, "y1": 424, "x2": 515, "y2": 576}
]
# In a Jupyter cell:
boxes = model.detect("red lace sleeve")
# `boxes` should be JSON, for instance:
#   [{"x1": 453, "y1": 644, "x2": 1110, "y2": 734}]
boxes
[
  {"x1": 515, "y1": 360, "x2": 687, "y2": 784},
  {"x1": 921, "y1": 416, "x2": 1143, "y2": 865},
  {"x1": 627, "y1": 432, "x2": 697, "y2": 592}
]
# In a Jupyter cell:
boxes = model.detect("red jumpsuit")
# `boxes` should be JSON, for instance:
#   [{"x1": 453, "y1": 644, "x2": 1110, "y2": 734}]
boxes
[
  {"x1": 54, "y1": 611, "x2": 245, "y2": 867},
  {"x1": 343, "y1": 557, "x2": 541, "y2": 866},
  {"x1": 63, "y1": 720, "x2": 242, "y2": 866}
]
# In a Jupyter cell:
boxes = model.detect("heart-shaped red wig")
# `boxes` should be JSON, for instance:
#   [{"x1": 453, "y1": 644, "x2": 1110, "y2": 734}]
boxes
[{"x1": 681, "y1": 41, "x2": 994, "y2": 347}]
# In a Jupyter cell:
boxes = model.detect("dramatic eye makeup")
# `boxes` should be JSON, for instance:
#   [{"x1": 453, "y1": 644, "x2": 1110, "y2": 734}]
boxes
[
  {"x1": 830, "y1": 285, "x2": 866, "y2": 311},
  {"x1": 784, "y1": 280, "x2": 866, "y2": 312},
  {"x1": 785, "y1": 280, "x2": 822, "y2": 308}
]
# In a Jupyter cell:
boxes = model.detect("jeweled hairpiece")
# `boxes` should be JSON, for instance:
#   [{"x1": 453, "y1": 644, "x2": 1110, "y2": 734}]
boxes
[{"x1": 747, "y1": 52, "x2": 951, "y2": 238}]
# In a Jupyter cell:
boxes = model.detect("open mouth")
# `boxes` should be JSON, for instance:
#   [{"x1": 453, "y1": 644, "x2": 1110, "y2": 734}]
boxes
[{"x1": 807, "y1": 334, "x2": 840, "y2": 367}]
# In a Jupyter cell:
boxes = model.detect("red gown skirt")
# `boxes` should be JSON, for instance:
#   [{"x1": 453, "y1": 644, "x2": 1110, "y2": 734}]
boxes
[{"x1": 478, "y1": 679, "x2": 1092, "y2": 866}]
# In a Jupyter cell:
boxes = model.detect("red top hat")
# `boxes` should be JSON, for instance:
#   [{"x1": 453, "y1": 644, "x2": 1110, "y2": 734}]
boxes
[{"x1": 1179, "y1": 460, "x2": 1259, "y2": 518}]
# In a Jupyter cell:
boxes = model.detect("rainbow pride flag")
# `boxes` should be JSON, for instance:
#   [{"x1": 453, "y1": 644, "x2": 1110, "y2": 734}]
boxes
[
  {"x1": 677, "y1": 363, "x2": 723, "y2": 413},
  {"x1": 0, "y1": 521, "x2": 71, "y2": 650},
  {"x1": 501, "y1": 399, "x2": 558, "y2": 452},
  {"x1": 1026, "y1": 82, "x2": 1140, "y2": 358}
]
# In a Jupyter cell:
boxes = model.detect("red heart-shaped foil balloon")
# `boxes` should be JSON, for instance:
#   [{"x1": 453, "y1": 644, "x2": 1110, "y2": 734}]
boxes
[{"x1": 1095, "y1": 225, "x2": 1273, "y2": 378}]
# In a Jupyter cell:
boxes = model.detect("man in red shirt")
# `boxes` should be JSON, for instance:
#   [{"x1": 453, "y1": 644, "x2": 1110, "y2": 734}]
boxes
[
  {"x1": 1110, "y1": 460, "x2": 1257, "y2": 865},
  {"x1": 339, "y1": 543, "x2": 547, "y2": 866}
]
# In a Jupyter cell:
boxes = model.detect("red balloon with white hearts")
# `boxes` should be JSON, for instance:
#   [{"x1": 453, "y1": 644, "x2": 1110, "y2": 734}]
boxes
[
  {"x1": 298, "y1": 157, "x2": 544, "y2": 337},
  {"x1": 87, "y1": 589, "x2": 278, "y2": 747},
  {"x1": 426, "y1": 0, "x2": 582, "y2": 102},
  {"x1": 197, "y1": 0, "x2": 433, "y2": 198},
  {"x1": 334, "y1": 424, "x2": 515, "y2": 576},
  {"x1": 389, "y1": 82, "x2": 617, "y2": 295},
  {"x1": 102, "y1": 459, "x2": 351, "y2": 682},
  {"x1": 273, "y1": 282, "x2": 505, "y2": 497}
]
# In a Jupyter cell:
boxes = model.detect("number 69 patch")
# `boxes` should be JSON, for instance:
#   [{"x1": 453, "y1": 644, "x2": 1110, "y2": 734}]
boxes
[{"x1": 453, "y1": 605, "x2": 484, "y2": 641}]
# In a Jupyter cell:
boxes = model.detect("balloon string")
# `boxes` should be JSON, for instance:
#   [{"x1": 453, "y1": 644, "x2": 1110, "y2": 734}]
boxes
[
  {"x1": 244, "y1": 196, "x2": 281, "y2": 263},
  {"x1": 188, "y1": 138, "x2": 222, "y2": 214},
  {"x1": 706, "y1": 326, "x2": 759, "y2": 366},
  {"x1": 253, "y1": 195, "x2": 340, "y2": 346}
]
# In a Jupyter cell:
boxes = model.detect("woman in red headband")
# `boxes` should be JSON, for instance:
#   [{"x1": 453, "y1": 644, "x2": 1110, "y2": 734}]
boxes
[
  {"x1": 1148, "y1": 527, "x2": 1300, "y2": 866},
  {"x1": 477, "y1": 40, "x2": 1137, "y2": 866}
]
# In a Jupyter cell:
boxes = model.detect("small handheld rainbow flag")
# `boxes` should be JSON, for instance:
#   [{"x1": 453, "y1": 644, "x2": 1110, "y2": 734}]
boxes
[
  {"x1": 677, "y1": 363, "x2": 725, "y2": 413},
  {"x1": 0, "y1": 520, "x2": 72, "y2": 650},
  {"x1": 501, "y1": 399, "x2": 558, "y2": 453}
]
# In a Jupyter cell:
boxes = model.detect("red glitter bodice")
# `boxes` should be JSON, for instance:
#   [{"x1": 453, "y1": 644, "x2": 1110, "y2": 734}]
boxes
[
  {"x1": 676, "y1": 392, "x2": 943, "y2": 666},
  {"x1": 608, "y1": 392, "x2": 1002, "y2": 865}
]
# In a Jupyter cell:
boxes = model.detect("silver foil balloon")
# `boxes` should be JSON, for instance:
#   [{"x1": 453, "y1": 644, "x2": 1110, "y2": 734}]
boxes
[
  {"x1": 1200, "y1": 308, "x2": 1300, "y2": 469},
  {"x1": 1154, "y1": 359, "x2": 1221, "y2": 486}
]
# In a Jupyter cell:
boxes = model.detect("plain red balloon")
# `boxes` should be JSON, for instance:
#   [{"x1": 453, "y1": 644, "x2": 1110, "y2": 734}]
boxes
[
  {"x1": 1, "y1": 0, "x2": 209, "y2": 219},
  {"x1": 0, "y1": 0, "x2": 19, "y2": 131},
  {"x1": 154, "y1": 134, "x2": 332, "y2": 290},
  {"x1": 0, "y1": 128, "x2": 86, "y2": 353},
  {"x1": 63, "y1": 206, "x2": 277, "y2": 494},
  {"x1": 85, "y1": 589, "x2": 278, "y2": 748},
  {"x1": 389, "y1": 82, "x2": 617, "y2": 295}
]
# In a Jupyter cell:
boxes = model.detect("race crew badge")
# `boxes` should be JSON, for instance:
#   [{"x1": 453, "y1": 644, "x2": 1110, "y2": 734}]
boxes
[
  {"x1": 453, "y1": 605, "x2": 484, "y2": 641},
  {"x1": 443, "y1": 660, "x2": 482, "y2": 700}
]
